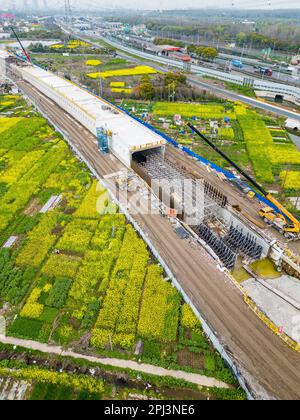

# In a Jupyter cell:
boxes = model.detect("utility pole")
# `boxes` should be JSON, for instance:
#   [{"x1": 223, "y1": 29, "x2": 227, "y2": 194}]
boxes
[
  {"x1": 99, "y1": 74, "x2": 103, "y2": 97},
  {"x1": 65, "y1": 0, "x2": 72, "y2": 24}
]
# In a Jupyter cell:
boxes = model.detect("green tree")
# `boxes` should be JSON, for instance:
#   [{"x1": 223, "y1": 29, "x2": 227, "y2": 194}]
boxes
[
  {"x1": 236, "y1": 32, "x2": 247, "y2": 45},
  {"x1": 139, "y1": 75, "x2": 155, "y2": 100},
  {"x1": 203, "y1": 47, "x2": 218, "y2": 61},
  {"x1": 164, "y1": 72, "x2": 186, "y2": 87},
  {"x1": 195, "y1": 46, "x2": 218, "y2": 61}
]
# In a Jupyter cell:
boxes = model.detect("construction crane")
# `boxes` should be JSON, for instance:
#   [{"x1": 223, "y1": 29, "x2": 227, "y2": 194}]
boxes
[
  {"x1": 187, "y1": 123, "x2": 300, "y2": 239},
  {"x1": 10, "y1": 27, "x2": 32, "y2": 63}
]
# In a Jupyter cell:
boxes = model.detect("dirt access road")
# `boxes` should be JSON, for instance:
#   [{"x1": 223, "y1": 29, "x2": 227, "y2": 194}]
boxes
[
  {"x1": 18, "y1": 81, "x2": 300, "y2": 400},
  {"x1": 0, "y1": 336, "x2": 231, "y2": 389}
]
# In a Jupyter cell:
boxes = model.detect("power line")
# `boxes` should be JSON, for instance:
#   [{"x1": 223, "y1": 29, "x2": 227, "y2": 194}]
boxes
[{"x1": 65, "y1": 0, "x2": 72, "y2": 23}]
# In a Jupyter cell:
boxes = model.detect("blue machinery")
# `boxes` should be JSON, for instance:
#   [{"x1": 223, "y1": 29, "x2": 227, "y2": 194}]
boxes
[{"x1": 97, "y1": 127, "x2": 110, "y2": 154}]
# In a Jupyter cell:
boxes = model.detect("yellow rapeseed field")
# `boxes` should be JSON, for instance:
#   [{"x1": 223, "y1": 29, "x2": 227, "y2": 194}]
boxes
[
  {"x1": 110, "y1": 81, "x2": 125, "y2": 87},
  {"x1": 87, "y1": 65, "x2": 158, "y2": 79},
  {"x1": 111, "y1": 87, "x2": 133, "y2": 94},
  {"x1": 86, "y1": 60, "x2": 102, "y2": 66}
]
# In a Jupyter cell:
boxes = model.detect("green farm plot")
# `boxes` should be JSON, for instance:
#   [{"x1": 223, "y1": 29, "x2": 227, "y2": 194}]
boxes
[
  {"x1": 238, "y1": 111, "x2": 275, "y2": 183},
  {"x1": 153, "y1": 102, "x2": 236, "y2": 120},
  {"x1": 31, "y1": 52, "x2": 143, "y2": 98},
  {"x1": 0, "y1": 95, "x2": 238, "y2": 390}
]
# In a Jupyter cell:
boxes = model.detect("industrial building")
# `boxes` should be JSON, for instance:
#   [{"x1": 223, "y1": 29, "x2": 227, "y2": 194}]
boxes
[{"x1": 145, "y1": 44, "x2": 192, "y2": 63}]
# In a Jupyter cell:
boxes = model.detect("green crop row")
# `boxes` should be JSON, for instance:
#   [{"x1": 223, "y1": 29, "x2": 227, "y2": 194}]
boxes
[
  {"x1": 153, "y1": 102, "x2": 236, "y2": 120},
  {"x1": 16, "y1": 213, "x2": 60, "y2": 268}
]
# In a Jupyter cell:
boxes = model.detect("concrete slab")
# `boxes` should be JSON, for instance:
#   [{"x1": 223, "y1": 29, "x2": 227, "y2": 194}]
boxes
[
  {"x1": 243, "y1": 278, "x2": 300, "y2": 343},
  {"x1": 269, "y1": 275, "x2": 300, "y2": 303}
]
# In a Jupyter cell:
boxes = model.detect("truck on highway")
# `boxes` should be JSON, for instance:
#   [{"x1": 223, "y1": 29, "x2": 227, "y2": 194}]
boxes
[
  {"x1": 231, "y1": 59, "x2": 243, "y2": 69},
  {"x1": 258, "y1": 67, "x2": 273, "y2": 77}
]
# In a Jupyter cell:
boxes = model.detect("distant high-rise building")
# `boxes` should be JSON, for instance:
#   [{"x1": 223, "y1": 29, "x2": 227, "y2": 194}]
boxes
[
  {"x1": 23, "y1": 0, "x2": 28, "y2": 12},
  {"x1": 11, "y1": 0, "x2": 16, "y2": 12},
  {"x1": 32, "y1": 0, "x2": 39, "y2": 12}
]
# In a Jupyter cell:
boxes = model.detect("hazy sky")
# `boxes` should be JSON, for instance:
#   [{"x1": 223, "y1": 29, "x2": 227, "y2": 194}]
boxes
[{"x1": 3, "y1": 0, "x2": 300, "y2": 11}]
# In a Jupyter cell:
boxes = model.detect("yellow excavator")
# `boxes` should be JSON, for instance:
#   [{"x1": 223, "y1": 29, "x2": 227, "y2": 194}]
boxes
[{"x1": 187, "y1": 123, "x2": 300, "y2": 239}]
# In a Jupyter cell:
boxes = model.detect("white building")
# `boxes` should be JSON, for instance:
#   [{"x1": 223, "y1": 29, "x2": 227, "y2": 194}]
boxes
[
  {"x1": 19, "y1": 65, "x2": 165, "y2": 167},
  {"x1": 0, "y1": 32, "x2": 10, "y2": 40},
  {"x1": 286, "y1": 118, "x2": 300, "y2": 132}
]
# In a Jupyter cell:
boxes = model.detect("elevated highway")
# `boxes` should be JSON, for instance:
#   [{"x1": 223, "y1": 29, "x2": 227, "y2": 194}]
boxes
[{"x1": 91, "y1": 33, "x2": 300, "y2": 122}]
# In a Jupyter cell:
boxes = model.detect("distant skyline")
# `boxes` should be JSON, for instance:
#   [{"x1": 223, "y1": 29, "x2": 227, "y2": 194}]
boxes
[{"x1": 2, "y1": 0, "x2": 300, "y2": 12}]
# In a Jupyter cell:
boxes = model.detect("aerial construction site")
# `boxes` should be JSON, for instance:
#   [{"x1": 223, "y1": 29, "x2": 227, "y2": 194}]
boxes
[{"x1": 0, "y1": 16, "x2": 300, "y2": 401}]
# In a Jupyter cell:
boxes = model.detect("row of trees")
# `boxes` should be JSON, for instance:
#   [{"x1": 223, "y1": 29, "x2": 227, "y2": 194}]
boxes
[
  {"x1": 235, "y1": 31, "x2": 300, "y2": 53},
  {"x1": 148, "y1": 20, "x2": 300, "y2": 54},
  {"x1": 108, "y1": 72, "x2": 215, "y2": 101},
  {"x1": 139, "y1": 72, "x2": 187, "y2": 100},
  {"x1": 28, "y1": 42, "x2": 107, "y2": 56},
  {"x1": 13, "y1": 28, "x2": 64, "y2": 40},
  {"x1": 153, "y1": 37, "x2": 185, "y2": 48}
]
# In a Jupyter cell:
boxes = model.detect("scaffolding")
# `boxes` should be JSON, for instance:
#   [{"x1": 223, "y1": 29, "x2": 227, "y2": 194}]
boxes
[
  {"x1": 204, "y1": 180, "x2": 228, "y2": 208},
  {"x1": 137, "y1": 154, "x2": 219, "y2": 224},
  {"x1": 223, "y1": 225, "x2": 263, "y2": 260},
  {"x1": 196, "y1": 224, "x2": 236, "y2": 270}
]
